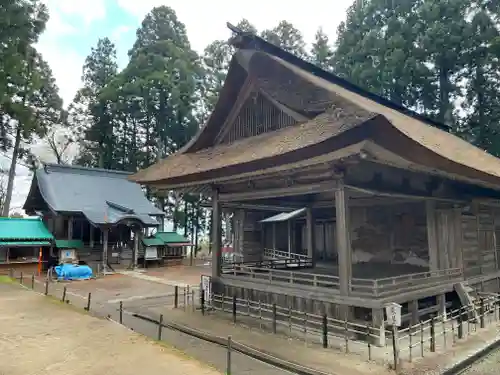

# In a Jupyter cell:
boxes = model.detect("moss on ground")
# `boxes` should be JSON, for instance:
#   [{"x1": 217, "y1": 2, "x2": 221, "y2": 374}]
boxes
[{"x1": 0, "y1": 275, "x2": 14, "y2": 284}]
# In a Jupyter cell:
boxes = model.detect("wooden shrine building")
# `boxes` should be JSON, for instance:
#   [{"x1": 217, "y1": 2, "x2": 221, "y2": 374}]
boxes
[
  {"x1": 23, "y1": 164, "x2": 164, "y2": 272},
  {"x1": 130, "y1": 24, "x2": 500, "y2": 340}
]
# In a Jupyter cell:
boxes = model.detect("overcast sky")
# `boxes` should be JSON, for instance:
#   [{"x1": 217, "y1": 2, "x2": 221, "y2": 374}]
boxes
[{"x1": 6, "y1": 0, "x2": 354, "y2": 214}]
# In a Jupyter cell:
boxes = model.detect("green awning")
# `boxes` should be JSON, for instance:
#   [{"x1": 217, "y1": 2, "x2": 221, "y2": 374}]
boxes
[
  {"x1": 0, "y1": 217, "x2": 53, "y2": 241},
  {"x1": 142, "y1": 237, "x2": 164, "y2": 247},
  {"x1": 0, "y1": 241, "x2": 51, "y2": 247},
  {"x1": 55, "y1": 239, "x2": 84, "y2": 250},
  {"x1": 155, "y1": 232, "x2": 190, "y2": 244}
]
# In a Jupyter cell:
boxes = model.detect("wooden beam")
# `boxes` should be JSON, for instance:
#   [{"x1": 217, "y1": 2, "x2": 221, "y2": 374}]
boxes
[
  {"x1": 306, "y1": 207, "x2": 315, "y2": 263},
  {"x1": 211, "y1": 188, "x2": 222, "y2": 278},
  {"x1": 335, "y1": 181, "x2": 352, "y2": 297},
  {"x1": 219, "y1": 181, "x2": 338, "y2": 202},
  {"x1": 346, "y1": 184, "x2": 466, "y2": 204},
  {"x1": 214, "y1": 76, "x2": 255, "y2": 144},
  {"x1": 426, "y1": 201, "x2": 439, "y2": 271},
  {"x1": 259, "y1": 90, "x2": 308, "y2": 122},
  {"x1": 199, "y1": 202, "x2": 298, "y2": 212}
]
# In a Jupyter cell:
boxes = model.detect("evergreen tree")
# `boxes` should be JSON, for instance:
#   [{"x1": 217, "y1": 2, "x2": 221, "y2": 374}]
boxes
[
  {"x1": 73, "y1": 37, "x2": 118, "y2": 169},
  {"x1": 310, "y1": 27, "x2": 333, "y2": 70},
  {"x1": 261, "y1": 21, "x2": 307, "y2": 58}
]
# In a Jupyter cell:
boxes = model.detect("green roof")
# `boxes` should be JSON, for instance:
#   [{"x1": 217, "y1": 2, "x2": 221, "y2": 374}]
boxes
[
  {"x1": 142, "y1": 237, "x2": 164, "y2": 247},
  {"x1": 155, "y1": 232, "x2": 191, "y2": 245},
  {"x1": 0, "y1": 218, "x2": 53, "y2": 241},
  {"x1": 0, "y1": 241, "x2": 51, "y2": 247},
  {"x1": 55, "y1": 239, "x2": 84, "y2": 250}
]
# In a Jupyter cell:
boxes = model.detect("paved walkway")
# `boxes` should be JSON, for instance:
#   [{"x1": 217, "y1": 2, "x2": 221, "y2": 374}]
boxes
[
  {"x1": 126, "y1": 304, "x2": 389, "y2": 375},
  {"x1": 119, "y1": 269, "x2": 202, "y2": 288},
  {"x1": 0, "y1": 283, "x2": 220, "y2": 375},
  {"x1": 23, "y1": 277, "x2": 297, "y2": 375}
]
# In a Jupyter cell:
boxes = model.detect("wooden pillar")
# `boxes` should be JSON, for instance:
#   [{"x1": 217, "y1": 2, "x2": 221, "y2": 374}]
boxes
[
  {"x1": 409, "y1": 300, "x2": 419, "y2": 326},
  {"x1": 67, "y1": 217, "x2": 73, "y2": 240},
  {"x1": 89, "y1": 225, "x2": 94, "y2": 248},
  {"x1": 372, "y1": 308, "x2": 386, "y2": 347},
  {"x1": 426, "y1": 201, "x2": 440, "y2": 271},
  {"x1": 437, "y1": 294, "x2": 447, "y2": 320},
  {"x1": 335, "y1": 182, "x2": 352, "y2": 296},
  {"x1": 287, "y1": 220, "x2": 292, "y2": 255},
  {"x1": 102, "y1": 226, "x2": 109, "y2": 273},
  {"x1": 211, "y1": 188, "x2": 221, "y2": 278},
  {"x1": 133, "y1": 229, "x2": 140, "y2": 269},
  {"x1": 272, "y1": 223, "x2": 276, "y2": 250},
  {"x1": 80, "y1": 220, "x2": 84, "y2": 240},
  {"x1": 306, "y1": 207, "x2": 315, "y2": 262}
]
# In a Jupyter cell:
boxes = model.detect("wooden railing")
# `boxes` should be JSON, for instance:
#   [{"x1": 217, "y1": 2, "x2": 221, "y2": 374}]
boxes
[
  {"x1": 222, "y1": 262, "x2": 464, "y2": 298},
  {"x1": 263, "y1": 248, "x2": 309, "y2": 262}
]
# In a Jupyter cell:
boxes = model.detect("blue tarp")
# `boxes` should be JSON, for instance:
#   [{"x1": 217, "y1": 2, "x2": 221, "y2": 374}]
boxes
[{"x1": 54, "y1": 264, "x2": 93, "y2": 280}]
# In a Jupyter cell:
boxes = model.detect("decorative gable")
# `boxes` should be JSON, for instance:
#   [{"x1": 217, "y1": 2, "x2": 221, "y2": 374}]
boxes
[{"x1": 217, "y1": 91, "x2": 299, "y2": 145}]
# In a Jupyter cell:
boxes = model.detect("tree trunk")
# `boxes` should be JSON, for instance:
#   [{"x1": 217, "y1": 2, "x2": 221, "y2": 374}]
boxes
[
  {"x1": 2, "y1": 126, "x2": 21, "y2": 216},
  {"x1": 184, "y1": 200, "x2": 189, "y2": 236}
]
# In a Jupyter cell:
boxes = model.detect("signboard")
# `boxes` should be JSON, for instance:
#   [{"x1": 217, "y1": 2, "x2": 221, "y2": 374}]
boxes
[
  {"x1": 385, "y1": 302, "x2": 402, "y2": 327},
  {"x1": 201, "y1": 275, "x2": 212, "y2": 305},
  {"x1": 145, "y1": 246, "x2": 158, "y2": 260}
]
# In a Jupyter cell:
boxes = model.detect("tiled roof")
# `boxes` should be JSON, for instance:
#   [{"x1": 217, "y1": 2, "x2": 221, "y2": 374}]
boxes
[{"x1": 24, "y1": 164, "x2": 163, "y2": 226}]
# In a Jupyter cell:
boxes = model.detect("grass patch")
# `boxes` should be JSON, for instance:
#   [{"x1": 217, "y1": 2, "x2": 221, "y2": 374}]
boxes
[{"x1": 0, "y1": 275, "x2": 14, "y2": 284}]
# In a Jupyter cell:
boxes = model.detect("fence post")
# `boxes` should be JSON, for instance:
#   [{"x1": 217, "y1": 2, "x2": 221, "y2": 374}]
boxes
[
  {"x1": 119, "y1": 301, "x2": 123, "y2": 324},
  {"x1": 409, "y1": 324, "x2": 413, "y2": 362},
  {"x1": 192, "y1": 289, "x2": 195, "y2": 312},
  {"x1": 344, "y1": 318, "x2": 349, "y2": 353},
  {"x1": 174, "y1": 286, "x2": 179, "y2": 308},
  {"x1": 272, "y1": 303, "x2": 277, "y2": 334},
  {"x1": 458, "y1": 311, "x2": 463, "y2": 339},
  {"x1": 226, "y1": 336, "x2": 232, "y2": 375},
  {"x1": 158, "y1": 314, "x2": 163, "y2": 341},
  {"x1": 497, "y1": 297, "x2": 500, "y2": 322},
  {"x1": 480, "y1": 298, "x2": 485, "y2": 329},
  {"x1": 20, "y1": 272, "x2": 23, "y2": 285},
  {"x1": 322, "y1": 314, "x2": 328, "y2": 349},
  {"x1": 392, "y1": 325, "x2": 400, "y2": 372},
  {"x1": 365, "y1": 325, "x2": 371, "y2": 360},
  {"x1": 232, "y1": 296, "x2": 237, "y2": 323},
  {"x1": 31, "y1": 273, "x2": 35, "y2": 289},
  {"x1": 85, "y1": 292, "x2": 92, "y2": 311},
  {"x1": 430, "y1": 315, "x2": 436, "y2": 352},
  {"x1": 200, "y1": 288, "x2": 205, "y2": 315},
  {"x1": 420, "y1": 321, "x2": 424, "y2": 357},
  {"x1": 62, "y1": 286, "x2": 67, "y2": 303},
  {"x1": 9, "y1": 268, "x2": 13, "y2": 278},
  {"x1": 44, "y1": 281, "x2": 49, "y2": 296}
]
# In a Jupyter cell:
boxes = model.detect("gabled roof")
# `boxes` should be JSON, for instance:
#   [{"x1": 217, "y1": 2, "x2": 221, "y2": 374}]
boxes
[
  {"x1": 155, "y1": 232, "x2": 191, "y2": 246},
  {"x1": 24, "y1": 164, "x2": 164, "y2": 226},
  {"x1": 130, "y1": 24, "x2": 500, "y2": 192},
  {"x1": 0, "y1": 217, "x2": 53, "y2": 242}
]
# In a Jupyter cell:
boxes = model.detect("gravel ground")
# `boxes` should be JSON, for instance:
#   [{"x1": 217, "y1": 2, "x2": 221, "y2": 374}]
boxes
[
  {"x1": 22, "y1": 276, "x2": 296, "y2": 375},
  {"x1": 459, "y1": 348, "x2": 500, "y2": 375},
  {"x1": 0, "y1": 284, "x2": 221, "y2": 375}
]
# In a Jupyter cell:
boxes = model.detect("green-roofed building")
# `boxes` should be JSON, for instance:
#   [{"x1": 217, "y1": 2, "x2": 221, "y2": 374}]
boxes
[
  {"x1": 140, "y1": 231, "x2": 192, "y2": 267},
  {"x1": 21, "y1": 163, "x2": 165, "y2": 272},
  {"x1": 0, "y1": 217, "x2": 54, "y2": 274}
]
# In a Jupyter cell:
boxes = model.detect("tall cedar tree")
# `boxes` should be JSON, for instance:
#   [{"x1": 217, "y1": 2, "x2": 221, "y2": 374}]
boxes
[
  {"x1": 72, "y1": 37, "x2": 118, "y2": 169},
  {"x1": 0, "y1": 0, "x2": 64, "y2": 216}
]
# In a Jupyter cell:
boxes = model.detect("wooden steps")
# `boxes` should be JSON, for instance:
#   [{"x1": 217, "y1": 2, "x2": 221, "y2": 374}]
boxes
[{"x1": 454, "y1": 282, "x2": 479, "y2": 322}]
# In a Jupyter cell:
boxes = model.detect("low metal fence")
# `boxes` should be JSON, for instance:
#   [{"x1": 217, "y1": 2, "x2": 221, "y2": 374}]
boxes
[
  {"x1": 6, "y1": 269, "x2": 329, "y2": 375},
  {"x1": 205, "y1": 291, "x2": 500, "y2": 371}
]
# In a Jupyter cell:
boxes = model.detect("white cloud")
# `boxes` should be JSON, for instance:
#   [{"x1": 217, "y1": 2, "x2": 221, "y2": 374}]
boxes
[
  {"x1": 115, "y1": 0, "x2": 352, "y2": 52},
  {"x1": 36, "y1": 38, "x2": 84, "y2": 105},
  {"x1": 111, "y1": 25, "x2": 132, "y2": 42},
  {"x1": 42, "y1": 0, "x2": 107, "y2": 26}
]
